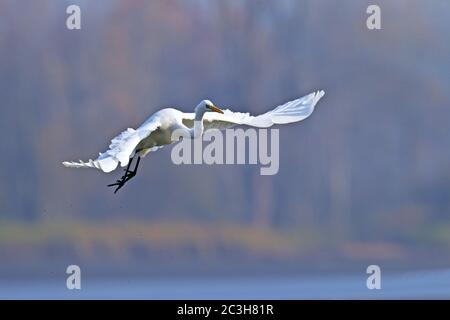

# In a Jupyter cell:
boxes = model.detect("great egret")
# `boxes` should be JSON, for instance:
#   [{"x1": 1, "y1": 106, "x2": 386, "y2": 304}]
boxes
[{"x1": 63, "y1": 90, "x2": 325, "y2": 193}]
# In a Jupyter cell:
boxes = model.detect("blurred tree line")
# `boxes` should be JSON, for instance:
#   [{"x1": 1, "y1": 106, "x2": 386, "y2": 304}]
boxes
[{"x1": 0, "y1": 0, "x2": 450, "y2": 265}]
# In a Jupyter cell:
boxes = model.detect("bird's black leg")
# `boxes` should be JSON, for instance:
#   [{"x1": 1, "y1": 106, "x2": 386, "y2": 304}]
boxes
[
  {"x1": 130, "y1": 156, "x2": 141, "y2": 177},
  {"x1": 107, "y1": 158, "x2": 133, "y2": 193},
  {"x1": 122, "y1": 156, "x2": 134, "y2": 175},
  {"x1": 107, "y1": 156, "x2": 141, "y2": 193}
]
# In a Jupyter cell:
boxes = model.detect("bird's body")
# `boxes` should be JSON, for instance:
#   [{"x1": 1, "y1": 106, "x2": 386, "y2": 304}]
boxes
[
  {"x1": 135, "y1": 108, "x2": 185, "y2": 154},
  {"x1": 63, "y1": 91, "x2": 325, "y2": 192}
]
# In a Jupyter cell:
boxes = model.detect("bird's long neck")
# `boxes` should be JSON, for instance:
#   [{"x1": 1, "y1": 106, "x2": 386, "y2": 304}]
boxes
[{"x1": 191, "y1": 109, "x2": 206, "y2": 138}]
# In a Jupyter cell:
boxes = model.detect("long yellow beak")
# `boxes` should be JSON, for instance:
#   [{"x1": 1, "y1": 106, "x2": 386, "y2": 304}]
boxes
[{"x1": 209, "y1": 105, "x2": 224, "y2": 114}]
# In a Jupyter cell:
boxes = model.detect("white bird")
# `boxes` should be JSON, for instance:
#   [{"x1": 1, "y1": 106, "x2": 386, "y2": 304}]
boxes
[{"x1": 63, "y1": 90, "x2": 325, "y2": 193}]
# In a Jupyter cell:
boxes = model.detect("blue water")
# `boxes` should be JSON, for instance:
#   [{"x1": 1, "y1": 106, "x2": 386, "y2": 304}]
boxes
[{"x1": 1, "y1": 269, "x2": 450, "y2": 299}]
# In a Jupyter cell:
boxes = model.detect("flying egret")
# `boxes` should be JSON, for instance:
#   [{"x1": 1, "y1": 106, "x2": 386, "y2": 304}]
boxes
[{"x1": 63, "y1": 90, "x2": 325, "y2": 193}]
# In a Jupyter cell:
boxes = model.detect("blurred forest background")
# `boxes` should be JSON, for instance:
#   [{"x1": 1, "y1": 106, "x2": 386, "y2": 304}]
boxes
[{"x1": 1, "y1": 0, "x2": 450, "y2": 278}]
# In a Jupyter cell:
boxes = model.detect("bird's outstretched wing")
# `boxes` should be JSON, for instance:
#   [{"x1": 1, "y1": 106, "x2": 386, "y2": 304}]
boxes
[
  {"x1": 62, "y1": 118, "x2": 160, "y2": 173},
  {"x1": 182, "y1": 90, "x2": 325, "y2": 131}
]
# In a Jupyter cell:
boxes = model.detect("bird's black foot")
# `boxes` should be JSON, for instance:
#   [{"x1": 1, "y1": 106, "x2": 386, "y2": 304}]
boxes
[
  {"x1": 107, "y1": 170, "x2": 136, "y2": 193},
  {"x1": 107, "y1": 156, "x2": 141, "y2": 194}
]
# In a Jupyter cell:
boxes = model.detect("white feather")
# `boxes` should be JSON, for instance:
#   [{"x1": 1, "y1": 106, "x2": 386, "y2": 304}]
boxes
[
  {"x1": 63, "y1": 120, "x2": 159, "y2": 173},
  {"x1": 187, "y1": 90, "x2": 325, "y2": 129}
]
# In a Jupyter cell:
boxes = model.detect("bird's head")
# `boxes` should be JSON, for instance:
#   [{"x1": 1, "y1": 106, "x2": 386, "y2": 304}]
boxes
[{"x1": 195, "y1": 100, "x2": 224, "y2": 114}]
